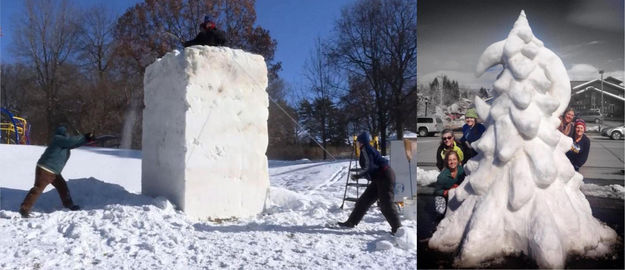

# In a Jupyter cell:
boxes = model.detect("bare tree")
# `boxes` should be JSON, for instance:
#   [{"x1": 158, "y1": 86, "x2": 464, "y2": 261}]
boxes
[
  {"x1": 379, "y1": 0, "x2": 416, "y2": 139},
  {"x1": 301, "y1": 38, "x2": 343, "y2": 159},
  {"x1": 12, "y1": 0, "x2": 81, "y2": 138},
  {"x1": 330, "y1": 0, "x2": 391, "y2": 154}
]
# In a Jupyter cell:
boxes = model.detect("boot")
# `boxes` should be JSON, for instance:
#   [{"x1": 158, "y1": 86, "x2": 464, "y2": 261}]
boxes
[
  {"x1": 391, "y1": 226, "x2": 402, "y2": 235},
  {"x1": 19, "y1": 208, "x2": 30, "y2": 218},
  {"x1": 338, "y1": 221, "x2": 355, "y2": 228},
  {"x1": 67, "y1": 205, "x2": 81, "y2": 211}
]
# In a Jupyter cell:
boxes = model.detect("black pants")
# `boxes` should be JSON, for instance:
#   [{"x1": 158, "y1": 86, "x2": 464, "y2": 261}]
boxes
[{"x1": 347, "y1": 167, "x2": 402, "y2": 230}]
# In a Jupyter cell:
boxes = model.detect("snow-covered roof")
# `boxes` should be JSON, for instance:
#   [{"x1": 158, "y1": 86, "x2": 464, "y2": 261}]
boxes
[
  {"x1": 573, "y1": 86, "x2": 625, "y2": 102},
  {"x1": 571, "y1": 79, "x2": 625, "y2": 92}
]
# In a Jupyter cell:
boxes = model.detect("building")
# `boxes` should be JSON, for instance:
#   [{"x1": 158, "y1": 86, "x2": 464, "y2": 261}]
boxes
[{"x1": 570, "y1": 76, "x2": 624, "y2": 119}]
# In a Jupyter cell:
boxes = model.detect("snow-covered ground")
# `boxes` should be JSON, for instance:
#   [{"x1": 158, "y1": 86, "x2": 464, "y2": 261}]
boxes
[
  {"x1": 416, "y1": 167, "x2": 624, "y2": 200},
  {"x1": 0, "y1": 144, "x2": 416, "y2": 269}
]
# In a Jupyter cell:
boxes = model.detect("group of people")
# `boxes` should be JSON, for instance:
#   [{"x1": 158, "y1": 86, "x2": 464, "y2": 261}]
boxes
[
  {"x1": 559, "y1": 108, "x2": 591, "y2": 171},
  {"x1": 432, "y1": 106, "x2": 592, "y2": 217},
  {"x1": 433, "y1": 108, "x2": 484, "y2": 216}
]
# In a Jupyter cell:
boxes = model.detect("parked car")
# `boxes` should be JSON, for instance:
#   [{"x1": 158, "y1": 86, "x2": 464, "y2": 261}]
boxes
[
  {"x1": 417, "y1": 117, "x2": 443, "y2": 137},
  {"x1": 601, "y1": 125, "x2": 625, "y2": 140},
  {"x1": 577, "y1": 110, "x2": 604, "y2": 124}
]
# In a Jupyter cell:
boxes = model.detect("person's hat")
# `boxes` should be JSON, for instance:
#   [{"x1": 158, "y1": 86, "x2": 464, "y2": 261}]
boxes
[
  {"x1": 204, "y1": 15, "x2": 211, "y2": 23},
  {"x1": 574, "y1": 119, "x2": 586, "y2": 131},
  {"x1": 357, "y1": 132, "x2": 371, "y2": 144},
  {"x1": 465, "y1": 108, "x2": 478, "y2": 119}
]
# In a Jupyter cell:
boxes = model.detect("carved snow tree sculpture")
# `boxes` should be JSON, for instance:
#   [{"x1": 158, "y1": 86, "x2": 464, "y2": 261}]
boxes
[
  {"x1": 428, "y1": 11, "x2": 617, "y2": 268},
  {"x1": 142, "y1": 46, "x2": 269, "y2": 220}
]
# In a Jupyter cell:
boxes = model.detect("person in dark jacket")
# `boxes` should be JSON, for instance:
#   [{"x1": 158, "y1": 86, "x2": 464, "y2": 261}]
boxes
[
  {"x1": 460, "y1": 108, "x2": 486, "y2": 161},
  {"x1": 183, "y1": 16, "x2": 227, "y2": 47},
  {"x1": 338, "y1": 132, "x2": 402, "y2": 234},
  {"x1": 19, "y1": 126, "x2": 95, "y2": 218},
  {"x1": 566, "y1": 119, "x2": 590, "y2": 171},
  {"x1": 436, "y1": 129, "x2": 465, "y2": 171},
  {"x1": 433, "y1": 150, "x2": 465, "y2": 217}
]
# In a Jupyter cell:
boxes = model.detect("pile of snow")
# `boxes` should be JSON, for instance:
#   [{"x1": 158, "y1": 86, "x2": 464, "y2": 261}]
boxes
[
  {"x1": 416, "y1": 166, "x2": 623, "y2": 200},
  {"x1": 581, "y1": 184, "x2": 625, "y2": 200},
  {"x1": 428, "y1": 11, "x2": 618, "y2": 268},
  {"x1": 142, "y1": 46, "x2": 269, "y2": 220},
  {"x1": 417, "y1": 167, "x2": 439, "y2": 186},
  {"x1": 0, "y1": 144, "x2": 415, "y2": 269}
]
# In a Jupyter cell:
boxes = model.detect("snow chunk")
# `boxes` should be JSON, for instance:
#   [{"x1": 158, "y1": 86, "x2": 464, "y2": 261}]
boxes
[
  {"x1": 142, "y1": 46, "x2": 270, "y2": 219},
  {"x1": 416, "y1": 167, "x2": 439, "y2": 186}
]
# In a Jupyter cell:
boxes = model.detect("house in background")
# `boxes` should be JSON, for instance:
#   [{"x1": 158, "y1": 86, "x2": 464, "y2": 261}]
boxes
[{"x1": 570, "y1": 76, "x2": 624, "y2": 120}]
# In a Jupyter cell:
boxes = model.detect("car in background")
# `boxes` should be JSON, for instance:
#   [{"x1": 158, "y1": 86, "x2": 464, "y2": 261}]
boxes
[
  {"x1": 417, "y1": 117, "x2": 443, "y2": 137},
  {"x1": 601, "y1": 125, "x2": 625, "y2": 140},
  {"x1": 577, "y1": 110, "x2": 604, "y2": 124}
]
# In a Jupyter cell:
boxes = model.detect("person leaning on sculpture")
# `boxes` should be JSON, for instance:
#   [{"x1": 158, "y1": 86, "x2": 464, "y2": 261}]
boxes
[
  {"x1": 338, "y1": 132, "x2": 402, "y2": 235},
  {"x1": 183, "y1": 16, "x2": 227, "y2": 48},
  {"x1": 433, "y1": 150, "x2": 465, "y2": 217},
  {"x1": 459, "y1": 108, "x2": 486, "y2": 161},
  {"x1": 558, "y1": 107, "x2": 575, "y2": 138},
  {"x1": 566, "y1": 119, "x2": 590, "y2": 171},
  {"x1": 19, "y1": 126, "x2": 95, "y2": 218},
  {"x1": 436, "y1": 129, "x2": 465, "y2": 171}
]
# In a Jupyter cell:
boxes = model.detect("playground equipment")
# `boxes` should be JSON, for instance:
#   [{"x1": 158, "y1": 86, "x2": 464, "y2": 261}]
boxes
[{"x1": 0, "y1": 108, "x2": 31, "y2": 144}]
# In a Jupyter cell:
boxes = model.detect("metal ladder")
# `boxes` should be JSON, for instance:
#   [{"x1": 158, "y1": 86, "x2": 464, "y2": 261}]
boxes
[{"x1": 340, "y1": 136, "x2": 371, "y2": 209}]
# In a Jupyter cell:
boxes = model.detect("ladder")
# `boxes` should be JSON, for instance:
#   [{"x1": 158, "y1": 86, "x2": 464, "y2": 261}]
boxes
[{"x1": 340, "y1": 136, "x2": 371, "y2": 209}]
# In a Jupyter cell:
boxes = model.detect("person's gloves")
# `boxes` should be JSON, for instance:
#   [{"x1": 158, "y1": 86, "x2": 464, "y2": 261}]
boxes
[
  {"x1": 444, "y1": 184, "x2": 460, "y2": 197},
  {"x1": 84, "y1": 132, "x2": 95, "y2": 142}
]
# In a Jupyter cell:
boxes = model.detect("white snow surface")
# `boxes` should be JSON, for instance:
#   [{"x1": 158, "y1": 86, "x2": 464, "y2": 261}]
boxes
[
  {"x1": 0, "y1": 144, "x2": 416, "y2": 269},
  {"x1": 142, "y1": 46, "x2": 269, "y2": 220},
  {"x1": 417, "y1": 167, "x2": 624, "y2": 199},
  {"x1": 428, "y1": 11, "x2": 619, "y2": 269}
]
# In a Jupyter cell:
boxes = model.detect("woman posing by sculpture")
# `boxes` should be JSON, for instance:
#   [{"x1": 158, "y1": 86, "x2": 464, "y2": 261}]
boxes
[
  {"x1": 433, "y1": 151, "x2": 465, "y2": 217},
  {"x1": 436, "y1": 129, "x2": 465, "y2": 171},
  {"x1": 459, "y1": 108, "x2": 486, "y2": 161},
  {"x1": 566, "y1": 119, "x2": 591, "y2": 171}
]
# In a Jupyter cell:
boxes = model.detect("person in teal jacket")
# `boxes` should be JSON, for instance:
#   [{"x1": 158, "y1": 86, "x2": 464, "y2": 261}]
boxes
[
  {"x1": 433, "y1": 150, "x2": 465, "y2": 217},
  {"x1": 19, "y1": 126, "x2": 94, "y2": 218}
]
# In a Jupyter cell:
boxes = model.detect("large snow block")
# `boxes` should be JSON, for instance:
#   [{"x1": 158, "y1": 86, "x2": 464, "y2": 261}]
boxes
[{"x1": 142, "y1": 46, "x2": 269, "y2": 219}]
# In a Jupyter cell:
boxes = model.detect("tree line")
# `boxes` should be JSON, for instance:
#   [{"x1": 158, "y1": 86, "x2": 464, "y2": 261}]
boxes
[{"x1": 2, "y1": 0, "x2": 416, "y2": 159}]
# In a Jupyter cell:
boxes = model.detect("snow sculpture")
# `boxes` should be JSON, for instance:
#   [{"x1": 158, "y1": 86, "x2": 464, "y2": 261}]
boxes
[
  {"x1": 142, "y1": 46, "x2": 269, "y2": 219},
  {"x1": 428, "y1": 11, "x2": 617, "y2": 268}
]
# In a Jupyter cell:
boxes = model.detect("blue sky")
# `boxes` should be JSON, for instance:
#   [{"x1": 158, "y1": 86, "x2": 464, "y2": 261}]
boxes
[{"x1": 1, "y1": 0, "x2": 354, "y2": 100}]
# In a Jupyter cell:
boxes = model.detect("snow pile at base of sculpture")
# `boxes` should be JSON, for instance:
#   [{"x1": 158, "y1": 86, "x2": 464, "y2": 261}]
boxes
[
  {"x1": 142, "y1": 46, "x2": 269, "y2": 219},
  {"x1": 428, "y1": 11, "x2": 618, "y2": 268}
]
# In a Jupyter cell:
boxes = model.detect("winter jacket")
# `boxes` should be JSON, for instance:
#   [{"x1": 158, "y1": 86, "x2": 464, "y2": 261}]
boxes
[
  {"x1": 436, "y1": 141, "x2": 465, "y2": 171},
  {"x1": 434, "y1": 166, "x2": 465, "y2": 197},
  {"x1": 37, "y1": 126, "x2": 88, "y2": 174},
  {"x1": 353, "y1": 144, "x2": 389, "y2": 180},
  {"x1": 460, "y1": 123, "x2": 486, "y2": 160},
  {"x1": 566, "y1": 134, "x2": 590, "y2": 171},
  {"x1": 183, "y1": 27, "x2": 227, "y2": 47}
]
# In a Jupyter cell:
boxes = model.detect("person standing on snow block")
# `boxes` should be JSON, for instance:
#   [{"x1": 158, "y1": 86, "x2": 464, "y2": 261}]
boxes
[
  {"x1": 338, "y1": 132, "x2": 402, "y2": 235},
  {"x1": 19, "y1": 126, "x2": 95, "y2": 218},
  {"x1": 183, "y1": 15, "x2": 227, "y2": 48}
]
